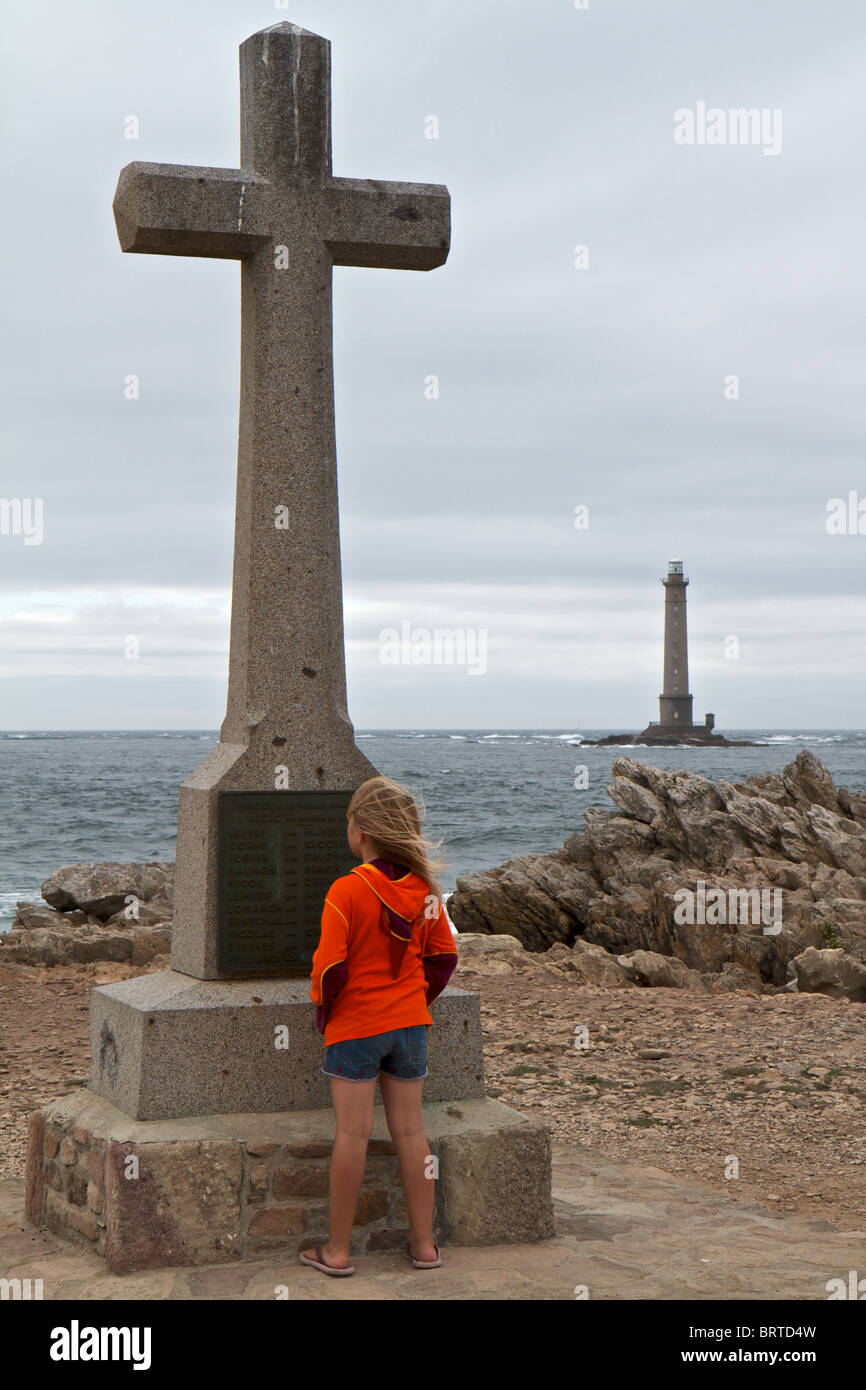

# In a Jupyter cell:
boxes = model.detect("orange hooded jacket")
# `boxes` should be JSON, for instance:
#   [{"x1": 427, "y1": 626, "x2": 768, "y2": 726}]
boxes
[{"x1": 309, "y1": 856, "x2": 458, "y2": 1047}]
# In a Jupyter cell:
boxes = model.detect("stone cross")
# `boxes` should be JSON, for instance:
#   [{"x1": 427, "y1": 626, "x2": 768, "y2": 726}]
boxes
[{"x1": 113, "y1": 22, "x2": 450, "y2": 977}]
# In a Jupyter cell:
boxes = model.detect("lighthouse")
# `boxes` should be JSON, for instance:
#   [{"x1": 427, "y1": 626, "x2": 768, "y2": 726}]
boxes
[{"x1": 658, "y1": 558, "x2": 694, "y2": 731}]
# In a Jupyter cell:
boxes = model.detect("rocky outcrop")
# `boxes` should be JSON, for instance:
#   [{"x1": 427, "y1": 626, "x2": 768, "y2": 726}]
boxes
[
  {"x1": 618, "y1": 949, "x2": 708, "y2": 992},
  {"x1": 549, "y1": 938, "x2": 636, "y2": 989},
  {"x1": 456, "y1": 932, "x2": 764, "y2": 995},
  {"x1": 40, "y1": 862, "x2": 174, "y2": 920},
  {"x1": 0, "y1": 862, "x2": 174, "y2": 967},
  {"x1": 448, "y1": 751, "x2": 866, "y2": 993},
  {"x1": 449, "y1": 933, "x2": 535, "y2": 973},
  {"x1": 790, "y1": 946, "x2": 866, "y2": 1002}
]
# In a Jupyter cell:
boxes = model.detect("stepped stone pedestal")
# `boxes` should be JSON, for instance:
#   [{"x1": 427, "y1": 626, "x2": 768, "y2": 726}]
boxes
[{"x1": 26, "y1": 976, "x2": 555, "y2": 1272}]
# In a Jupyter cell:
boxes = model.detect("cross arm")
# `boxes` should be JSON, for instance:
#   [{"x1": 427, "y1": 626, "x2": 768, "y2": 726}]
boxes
[
  {"x1": 113, "y1": 162, "x2": 271, "y2": 259},
  {"x1": 323, "y1": 178, "x2": 450, "y2": 271}
]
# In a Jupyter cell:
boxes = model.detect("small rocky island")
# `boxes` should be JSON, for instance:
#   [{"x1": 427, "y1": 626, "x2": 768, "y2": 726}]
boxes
[{"x1": 582, "y1": 729, "x2": 757, "y2": 748}]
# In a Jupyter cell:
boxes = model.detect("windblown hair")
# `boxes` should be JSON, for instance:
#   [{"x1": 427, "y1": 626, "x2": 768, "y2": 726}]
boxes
[{"x1": 347, "y1": 776, "x2": 446, "y2": 904}]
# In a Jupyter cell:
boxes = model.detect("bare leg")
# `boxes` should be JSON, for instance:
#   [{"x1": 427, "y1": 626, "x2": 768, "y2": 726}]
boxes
[
  {"x1": 379, "y1": 1074, "x2": 438, "y2": 1263},
  {"x1": 302, "y1": 1077, "x2": 376, "y2": 1267}
]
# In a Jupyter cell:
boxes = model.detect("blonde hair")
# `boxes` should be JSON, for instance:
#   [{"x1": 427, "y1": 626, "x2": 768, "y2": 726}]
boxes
[{"x1": 348, "y1": 776, "x2": 446, "y2": 902}]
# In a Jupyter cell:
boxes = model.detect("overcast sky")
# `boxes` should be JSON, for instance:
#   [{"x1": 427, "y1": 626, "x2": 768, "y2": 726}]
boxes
[{"x1": 1, "y1": 0, "x2": 864, "y2": 731}]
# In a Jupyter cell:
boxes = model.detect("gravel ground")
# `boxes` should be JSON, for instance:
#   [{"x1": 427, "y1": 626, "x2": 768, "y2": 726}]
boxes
[
  {"x1": 458, "y1": 962, "x2": 866, "y2": 1232},
  {"x1": 0, "y1": 960, "x2": 154, "y2": 1180}
]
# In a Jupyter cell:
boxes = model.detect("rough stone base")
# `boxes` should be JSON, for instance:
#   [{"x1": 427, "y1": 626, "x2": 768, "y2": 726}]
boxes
[{"x1": 26, "y1": 1090, "x2": 555, "y2": 1274}]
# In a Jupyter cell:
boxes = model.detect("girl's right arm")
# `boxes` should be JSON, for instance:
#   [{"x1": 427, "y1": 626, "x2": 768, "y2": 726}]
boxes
[{"x1": 309, "y1": 884, "x2": 352, "y2": 1033}]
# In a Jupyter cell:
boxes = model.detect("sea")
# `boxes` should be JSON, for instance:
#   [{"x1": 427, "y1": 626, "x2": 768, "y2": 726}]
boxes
[{"x1": 1, "y1": 728, "x2": 864, "y2": 931}]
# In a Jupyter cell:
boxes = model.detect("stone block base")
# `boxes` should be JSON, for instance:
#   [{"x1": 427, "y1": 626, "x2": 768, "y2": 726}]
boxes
[
  {"x1": 89, "y1": 971, "x2": 484, "y2": 1119},
  {"x1": 26, "y1": 1089, "x2": 555, "y2": 1274}
]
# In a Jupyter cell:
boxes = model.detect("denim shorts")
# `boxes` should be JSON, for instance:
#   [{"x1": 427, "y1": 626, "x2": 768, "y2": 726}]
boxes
[{"x1": 321, "y1": 1025, "x2": 428, "y2": 1082}]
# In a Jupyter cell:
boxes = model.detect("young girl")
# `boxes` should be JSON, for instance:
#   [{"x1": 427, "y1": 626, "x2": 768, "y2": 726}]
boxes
[{"x1": 300, "y1": 775, "x2": 458, "y2": 1278}]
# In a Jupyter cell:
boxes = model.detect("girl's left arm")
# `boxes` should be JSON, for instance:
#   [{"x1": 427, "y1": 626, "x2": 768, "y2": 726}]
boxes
[{"x1": 421, "y1": 901, "x2": 459, "y2": 1005}]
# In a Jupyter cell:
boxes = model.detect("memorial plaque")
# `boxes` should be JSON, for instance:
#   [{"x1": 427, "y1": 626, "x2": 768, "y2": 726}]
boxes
[{"x1": 218, "y1": 790, "x2": 356, "y2": 976}]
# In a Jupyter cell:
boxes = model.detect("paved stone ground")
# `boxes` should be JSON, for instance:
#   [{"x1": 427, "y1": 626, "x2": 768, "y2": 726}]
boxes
[{"x1": 3, "y1": 1142, "x2": 863, "y2": 1300}]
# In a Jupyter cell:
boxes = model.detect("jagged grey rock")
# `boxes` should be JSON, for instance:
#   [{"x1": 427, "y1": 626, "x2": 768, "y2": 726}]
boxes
[
  {"x1": 40, "y1": 862, "x2": 174, "y2": 920},
  {"x1": 553, "y1": 938, "x2": 636, "y2": 988},
  {"x1": 448, "y1": 751, "x2": 866, "y2": 990},
  {"x1": 619, "y1": 950, "x2": 709, "y2": 992},
  {"x1": 0, "y1": 864, "x2": 175, "y2": 967},
  {"x1": 13, "y1": 902, "x2": 77, "y2": 931}
]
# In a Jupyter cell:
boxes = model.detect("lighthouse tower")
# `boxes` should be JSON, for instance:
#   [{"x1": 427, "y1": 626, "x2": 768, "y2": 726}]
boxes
[{"x1": 658, "y1": 558, "x2": 694, "y2": 731}]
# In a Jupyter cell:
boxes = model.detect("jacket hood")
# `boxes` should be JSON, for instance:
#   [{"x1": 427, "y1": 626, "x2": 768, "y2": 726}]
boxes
[{"x1": 350, "y1": 859, "x2": 434, "y2": 944}]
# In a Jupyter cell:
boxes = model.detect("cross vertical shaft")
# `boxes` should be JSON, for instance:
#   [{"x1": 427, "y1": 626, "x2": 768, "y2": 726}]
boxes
[{"x1": 221, "y1": 206, "x2": 353, "y2": 763}]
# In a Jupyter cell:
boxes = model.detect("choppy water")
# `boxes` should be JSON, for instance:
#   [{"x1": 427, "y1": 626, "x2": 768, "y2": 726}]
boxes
[{"x1": 1, "y1": 728, "x2": 864, "y2": 927}]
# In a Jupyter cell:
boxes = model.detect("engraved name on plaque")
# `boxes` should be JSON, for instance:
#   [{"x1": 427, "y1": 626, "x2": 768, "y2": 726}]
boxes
[{"x1": 217, "y1": 791, "x2": 356, "y2": 976}]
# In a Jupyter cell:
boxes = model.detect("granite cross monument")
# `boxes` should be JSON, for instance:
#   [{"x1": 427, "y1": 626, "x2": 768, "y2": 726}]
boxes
[
  {"x1": 113, "y1": 21, "x2": 451, "y2": 978},
  {"x1": 27, "y1": 21, "x2": 554, "y2": 1269}
]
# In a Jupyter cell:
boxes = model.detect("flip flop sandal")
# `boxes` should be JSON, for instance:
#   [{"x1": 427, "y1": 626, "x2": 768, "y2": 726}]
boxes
[
  {"x1": 299, "y1": 1245, "x2": 355, "y2": 1277},
  {"x1": 408, "y1": 1241, "x2": 442, "y2": 1269}
]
